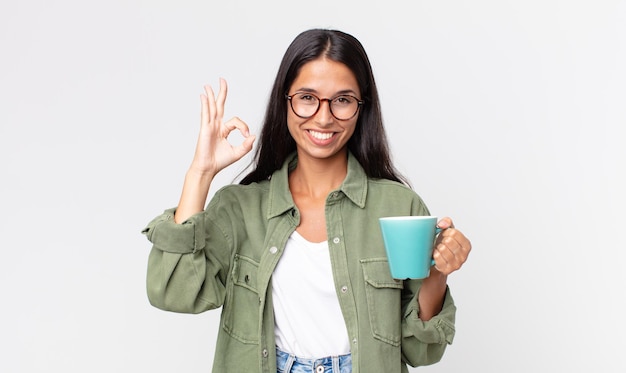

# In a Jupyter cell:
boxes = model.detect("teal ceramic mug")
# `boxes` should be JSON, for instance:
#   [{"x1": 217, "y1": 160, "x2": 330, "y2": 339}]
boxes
[{"x1": 379, "y1": 216, "x2": 442, "y2": 279}]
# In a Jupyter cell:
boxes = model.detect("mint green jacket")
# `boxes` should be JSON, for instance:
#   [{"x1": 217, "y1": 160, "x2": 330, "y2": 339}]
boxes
[{"x1": 142, "y1": 152, "x2": 456, "y2": 373}]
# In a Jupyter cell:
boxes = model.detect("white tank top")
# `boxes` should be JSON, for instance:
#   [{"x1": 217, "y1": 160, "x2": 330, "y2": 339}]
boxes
[{"x1": 272, "y1": 231, "x2": 351, "y2": 358}]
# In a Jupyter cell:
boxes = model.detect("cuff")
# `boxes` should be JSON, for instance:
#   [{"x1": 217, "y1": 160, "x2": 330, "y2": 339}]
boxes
[
  {"x1": 403, "y1": 286, "x2": 456, "y2": 345},
  {"x1": 141, "y1": 207, "x2": 206, "y2": 254}
]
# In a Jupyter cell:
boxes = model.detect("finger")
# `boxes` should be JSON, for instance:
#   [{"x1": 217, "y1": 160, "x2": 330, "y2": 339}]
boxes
[
  {"x1": 434, "y1": 245, "x2": 463, "y2": 275},
  {"x1": 442, "y1": 229, "x2": 472, "y2": 257},
  {"x1": 435, "y1": 224, "x2": 455, "y2": 246},
  {"x1": 458, "y1": 231, "x2": 472, "y2": 253},
  {"x1": 433, "y1": 243, "x2": 452, "y2": 267},
  {"x1": 447, "y1": 236, "x2": 470, "y2": 265},
  {"x1": 215, "y1": 78, "x2": 228, "y2": 120},
  {"x1": 200, "y1": 93, "x2": 210, "y2": 126},
  {"x1": 204, "y1": 84, "x2": 217, "y2": 122},
  {"x1": 232, "y1": 135, "x2": 257, "y2": 159},
  {"x1": 436, "y1": 217, "x2": 454, "y2": 229},
  {"x1": 224, "y1": 116, "x2": 251, "y2": 137}
]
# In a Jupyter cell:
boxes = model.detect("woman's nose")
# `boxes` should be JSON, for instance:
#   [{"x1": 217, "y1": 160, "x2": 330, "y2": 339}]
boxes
[{"x1": 314, "y1": 99, "x2": 334, "y2": 125}]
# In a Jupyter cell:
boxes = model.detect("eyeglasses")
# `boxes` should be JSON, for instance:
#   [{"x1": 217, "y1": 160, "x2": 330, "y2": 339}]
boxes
[{"x1": 286, "y1": 92, "x2": 363, "y2": 121}]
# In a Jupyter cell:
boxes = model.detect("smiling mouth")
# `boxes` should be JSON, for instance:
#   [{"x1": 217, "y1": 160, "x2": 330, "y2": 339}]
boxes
[{"x1": 308, "y1": 130, "x2": 334, "y2": 140}]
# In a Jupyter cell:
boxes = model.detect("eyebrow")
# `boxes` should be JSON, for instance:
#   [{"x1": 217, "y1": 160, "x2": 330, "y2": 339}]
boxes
[{"x1": 293, "y1": 87, "x2": 359, "y2": 97}]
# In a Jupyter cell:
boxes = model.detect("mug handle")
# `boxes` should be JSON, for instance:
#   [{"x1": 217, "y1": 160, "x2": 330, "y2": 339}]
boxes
[{"x1": 430, "y1": 227, "x2": 443, "y2": 266}]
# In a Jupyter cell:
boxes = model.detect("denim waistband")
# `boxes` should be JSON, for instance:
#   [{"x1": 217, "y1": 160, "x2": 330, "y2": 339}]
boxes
[{"x1": 276, "y1": 346, "x2": 352, "y2": 373}]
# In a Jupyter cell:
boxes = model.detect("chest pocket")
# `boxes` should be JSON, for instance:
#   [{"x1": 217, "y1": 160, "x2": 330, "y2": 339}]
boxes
[
  {"x1": 223, "y1": 254, "x2": 260, "y2": 344},
  {"x1": 361, "y1": 258, "x2": 404, "y2": 346}
]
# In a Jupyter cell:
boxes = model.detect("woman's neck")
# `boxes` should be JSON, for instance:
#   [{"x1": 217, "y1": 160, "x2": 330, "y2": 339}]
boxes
[{"x1": 289, "y1": 150, "x2": 348, "y2": 199}]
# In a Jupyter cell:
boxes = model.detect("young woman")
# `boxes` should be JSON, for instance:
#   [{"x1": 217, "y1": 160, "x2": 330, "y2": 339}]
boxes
[{"x1": 142, "y1": 28, "x2": 471, "y2": 373}]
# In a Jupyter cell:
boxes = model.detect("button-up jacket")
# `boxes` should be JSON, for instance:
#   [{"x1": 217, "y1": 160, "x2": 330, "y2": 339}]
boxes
[{"x1": 142, "y1": 152, "x2": 456, "y2": 373}]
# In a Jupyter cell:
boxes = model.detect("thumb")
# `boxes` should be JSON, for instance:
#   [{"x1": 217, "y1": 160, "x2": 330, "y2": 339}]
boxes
[{"x1": 436, "y1": 216, "x2": 454, "y2": 229}]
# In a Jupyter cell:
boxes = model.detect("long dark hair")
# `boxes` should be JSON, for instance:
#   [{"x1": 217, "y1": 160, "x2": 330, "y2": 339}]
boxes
[{"x1": 239, "y1": 28, "x2": 409, "y2": 186}]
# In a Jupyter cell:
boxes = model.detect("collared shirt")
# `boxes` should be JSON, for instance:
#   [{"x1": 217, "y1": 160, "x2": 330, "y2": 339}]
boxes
[{"x1": 142, "y1": 152, "x2": 456, "y2": 373}]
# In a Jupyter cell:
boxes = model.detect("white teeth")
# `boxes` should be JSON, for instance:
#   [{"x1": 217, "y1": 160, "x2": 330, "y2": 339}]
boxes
[{"x1": 309, "y1": 130, "x2": 333, "y2": 140}]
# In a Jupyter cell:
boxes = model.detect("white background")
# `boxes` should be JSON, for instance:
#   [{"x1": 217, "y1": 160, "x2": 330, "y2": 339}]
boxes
[{"x1": 1, "y1": 0, "x2": 625, "y2": 372}]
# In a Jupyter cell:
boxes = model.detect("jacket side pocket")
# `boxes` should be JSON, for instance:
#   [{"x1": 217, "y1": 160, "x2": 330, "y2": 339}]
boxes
[
  {"x1": 223, "y1": 254, "x2": 260, "y2": 344},
  {"x1": 361, "y1": 258, "x2": 404, "y2": 347}
]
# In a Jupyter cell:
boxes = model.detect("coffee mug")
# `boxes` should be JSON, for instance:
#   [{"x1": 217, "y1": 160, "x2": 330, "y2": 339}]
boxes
[{"x1": 379, "y1": 216, "x2": 442, "y2": 279}]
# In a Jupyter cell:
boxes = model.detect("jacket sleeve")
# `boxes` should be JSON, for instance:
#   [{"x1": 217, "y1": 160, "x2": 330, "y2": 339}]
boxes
[
  {"x1": 141, "y1": 207, "x2": 231, "y2": 314},
  {"x1": 393, "y1": 190, "x2": 456, "y2": 366},
  {"x1": 400, "y1": 284, "x2": 456, "y2": 366}
]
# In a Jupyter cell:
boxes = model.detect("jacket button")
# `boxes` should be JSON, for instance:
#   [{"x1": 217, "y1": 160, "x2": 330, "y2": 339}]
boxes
[
  {"x1": 333, "y1": 237, "x2": 340, "y2": 244},
  {"x1": 262, "y1": 348, "x2": 268, "y2": 358},
  {"x1": 269, "y1": 246, "x2": 278, "y2": 254},
  {"x1": 341, "y1": 285, "x2": 348, "y2": 293}
]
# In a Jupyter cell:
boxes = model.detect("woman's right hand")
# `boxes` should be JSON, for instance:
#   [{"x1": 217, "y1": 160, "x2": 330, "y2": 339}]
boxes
[
  {"x1": 190, "y1": 78, "x2": 256, "y2": 176},
  {"x1": 175, "y1": 79, "x2": 256, "y2": 223}
]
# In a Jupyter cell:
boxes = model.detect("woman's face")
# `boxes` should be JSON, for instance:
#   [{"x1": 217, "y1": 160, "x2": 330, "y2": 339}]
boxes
[{"x1": 286, "y1": 58, "x2": 361, "y2": 162}]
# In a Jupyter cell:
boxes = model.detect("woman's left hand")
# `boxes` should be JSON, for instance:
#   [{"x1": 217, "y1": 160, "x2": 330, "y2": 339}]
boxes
[{"x1": 432, "y1": 217, "x2": 472, "y2": 275}]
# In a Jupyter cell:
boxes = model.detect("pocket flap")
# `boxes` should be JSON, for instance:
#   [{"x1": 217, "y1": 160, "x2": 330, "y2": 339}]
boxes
[
  {"x1": 233, "y1": 254, "x2": 260, "y2": 293},
  {"x1": 361, "y1": 258, "x2": 403, "y2": 289}
]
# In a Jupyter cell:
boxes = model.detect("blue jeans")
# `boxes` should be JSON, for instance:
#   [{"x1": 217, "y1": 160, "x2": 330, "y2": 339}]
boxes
[{"x1": 276, "y1": 347, "x2": 352, "y2": 373}]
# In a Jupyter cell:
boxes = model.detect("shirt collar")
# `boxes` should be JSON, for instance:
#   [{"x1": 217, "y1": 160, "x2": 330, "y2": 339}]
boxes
[{"x1": 267, "y1": 151, "x2": 368, "y2": 219}]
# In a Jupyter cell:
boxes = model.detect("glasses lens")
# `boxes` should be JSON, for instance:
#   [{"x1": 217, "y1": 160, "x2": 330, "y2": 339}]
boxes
[
  {"x1": 331, "y1": 95, "x2": 359, "y2": 120},
  {"x1": 291, "y1": 93, "x2": 319, "y2": 118}
]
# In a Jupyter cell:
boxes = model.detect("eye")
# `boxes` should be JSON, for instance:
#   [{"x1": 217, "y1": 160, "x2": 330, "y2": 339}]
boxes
[
  {"x1": 296, "y1": 93, "x2": 317, "y2": 103},
  {"x1": 333, "y1": 95, "x2": 355, "y2": 106}
]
